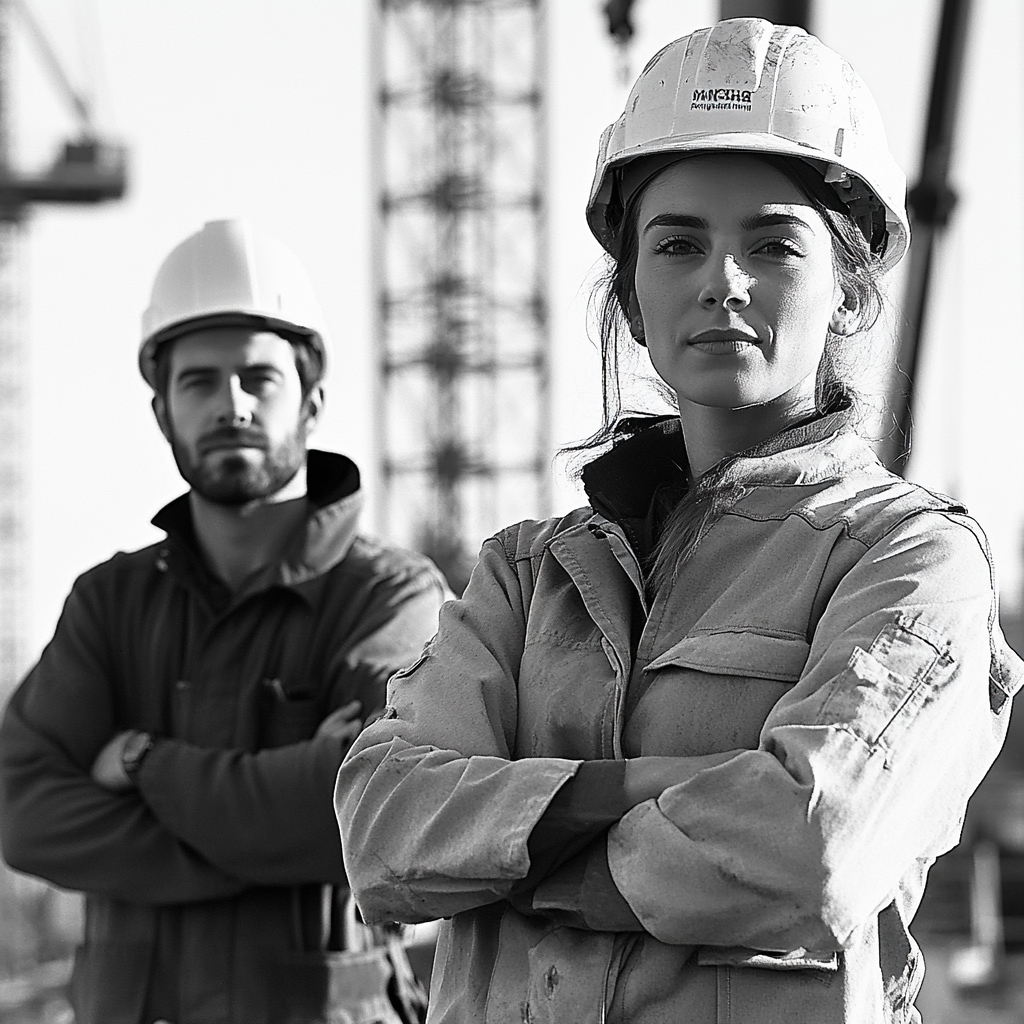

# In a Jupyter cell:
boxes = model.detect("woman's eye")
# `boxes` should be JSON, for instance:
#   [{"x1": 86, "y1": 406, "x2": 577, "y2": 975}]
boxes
[
  {"x1": 652, "y1": 235, "x2": 703, "y2": 256},
  {"x1": 752, "y1": 237, "x2": 803, "y2": 258}
]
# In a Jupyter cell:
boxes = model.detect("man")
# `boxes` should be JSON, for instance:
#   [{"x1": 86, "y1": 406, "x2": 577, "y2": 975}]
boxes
[{"x1": 0, "y1": 219, "x2": 448, "y2": 1024}]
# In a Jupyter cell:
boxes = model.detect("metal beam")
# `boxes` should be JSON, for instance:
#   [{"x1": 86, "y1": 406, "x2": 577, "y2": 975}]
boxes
[
  {"x1": 719, "y1": 0, "x2": 812, "y2": 32},
  {"x1": 881, "y1": 0, "x2": 972, "y2": 474}
]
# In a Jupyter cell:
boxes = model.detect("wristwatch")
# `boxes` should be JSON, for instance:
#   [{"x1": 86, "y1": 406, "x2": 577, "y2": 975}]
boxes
[{"x1": 121, "y1": 731, "x2": 155, "y2": 781}]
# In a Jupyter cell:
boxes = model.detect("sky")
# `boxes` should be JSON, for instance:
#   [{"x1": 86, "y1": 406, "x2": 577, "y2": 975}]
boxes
[{"x1": 8, "y1": 0, "x2": 1024, "y2": 671}]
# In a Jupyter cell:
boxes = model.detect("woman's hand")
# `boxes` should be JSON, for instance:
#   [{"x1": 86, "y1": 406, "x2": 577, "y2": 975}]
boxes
[{"x1": 623, "y1": 751, "x2": 744, "y2": 809}]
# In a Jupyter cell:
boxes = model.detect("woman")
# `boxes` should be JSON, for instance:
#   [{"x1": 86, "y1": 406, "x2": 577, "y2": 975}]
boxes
[{"x1": 337, "y1": 19, "x2": 1022, "y2": 1023}]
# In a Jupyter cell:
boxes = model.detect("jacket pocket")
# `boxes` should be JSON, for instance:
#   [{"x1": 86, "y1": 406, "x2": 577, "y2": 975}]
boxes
[
  {"x1": 628, "y1": 630, "x2": 810, "y2": 756},
  {"x1": 696, "y1": 945, "x2": 838, "y2": 971},
  {"x1": 483, "y1": 909, "x2": 616, "y2": 1024},
  {"x1": 814, "y1": 613, "x2": 953, "y2": 758},
  {"x1": 645, "y1": 629, "x2": 810, "y2": 681},
  {"x1": 260, "y1": 678, "x2": 320, "y2": 747},
  {"x1": 69, "y1": 941, "x2": 153, "y2": 1024},
  {"x1": 235, "y1": 947, "x2": 412, "y2": 1024}
]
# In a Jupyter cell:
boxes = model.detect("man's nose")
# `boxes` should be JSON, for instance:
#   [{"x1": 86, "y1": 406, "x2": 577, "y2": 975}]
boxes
[
  {"x1": 697, "y1": 253, "x2": 753, "y2": 311},
  {"x1": 215, "y1": 377, "x2": 254, "y2": 427}
]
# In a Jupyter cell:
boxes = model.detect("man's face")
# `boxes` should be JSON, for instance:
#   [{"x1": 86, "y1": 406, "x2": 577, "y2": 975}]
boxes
[{"x1": 154, "y1": 328, "x2": 319, "y2": 505}]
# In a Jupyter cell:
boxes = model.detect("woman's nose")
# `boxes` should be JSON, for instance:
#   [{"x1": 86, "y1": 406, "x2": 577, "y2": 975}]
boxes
[{"x1": 698, "y1": 254, "x2": 753, "y2": 311}]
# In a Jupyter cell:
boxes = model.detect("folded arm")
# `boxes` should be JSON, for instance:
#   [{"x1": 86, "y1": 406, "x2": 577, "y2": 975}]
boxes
[
  {"x1": 339, "y1": 530, "x2": 587, "y2": 923},
  {"x1": 338, "y1": 526, "x2": 746, "y2": 928},
  {"x1": 606, "y1": 512, "x2": 1021, "y2": 952},
  {"x1": 131, "y1": 571, "x2": 449, "y2": 885},
  {"x1": 510, "y1": 753, "x2": 743, "y2": 931},
  {"x1": 0, "y1": 581, "x2": 247, "y2": 905}
]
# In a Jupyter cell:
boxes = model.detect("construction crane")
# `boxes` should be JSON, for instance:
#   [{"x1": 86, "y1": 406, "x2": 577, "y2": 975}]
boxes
[
  {"x1": 0, "y1": 0, "x2": 125, "y2": 708},
  {"x1": 880, "y1": 0, "x2": 971, "y2": 474},
  {"x1": 0, "y1": 0, "x2": 124, "y2": 994},
  {"x1": 372, "y1": 0, "x2": 550, "y2": 594}
]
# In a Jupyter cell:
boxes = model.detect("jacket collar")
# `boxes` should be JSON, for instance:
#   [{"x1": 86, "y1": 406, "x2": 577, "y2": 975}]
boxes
[
  {"x1": 151, "y1": 449, "x2": 364, "y2": 603},
  {"x1": 582, "y1": 416, "x2": 686, "y2": 529},
  {"x1": 582, "y1": 408, "x2": 872, "y2": 526}
]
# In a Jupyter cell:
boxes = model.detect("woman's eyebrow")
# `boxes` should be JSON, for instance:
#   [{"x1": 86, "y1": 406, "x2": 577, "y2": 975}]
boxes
[
  {"x1": 739, "y1": 212, "x2": 813, "y2": 231},
  {"x1": 642, "y1": 213, "x2": 708, "y2": 233}
]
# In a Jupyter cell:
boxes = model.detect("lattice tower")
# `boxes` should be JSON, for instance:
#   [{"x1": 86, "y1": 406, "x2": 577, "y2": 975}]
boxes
[
  {"x1": 0, "y1": 0, "x2": 25, "y2": 704},
  {"x1": 373, "y1": 0, "x2": 550, "y2": 593}
]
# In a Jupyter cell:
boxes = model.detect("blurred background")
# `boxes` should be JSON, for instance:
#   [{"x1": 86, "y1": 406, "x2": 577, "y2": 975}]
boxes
[{"x1": 1, "y1": 0, "x2": 1024, "y2": 1020}]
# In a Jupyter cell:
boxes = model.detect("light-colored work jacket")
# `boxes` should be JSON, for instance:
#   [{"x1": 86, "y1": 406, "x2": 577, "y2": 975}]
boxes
[{"x1": 338, "y1": 416, "x2": 1023, "y2": 1024}]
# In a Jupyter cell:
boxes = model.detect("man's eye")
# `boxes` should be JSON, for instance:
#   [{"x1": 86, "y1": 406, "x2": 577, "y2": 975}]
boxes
[{"x1": 245, "y1": 373, "x2": 279, "y2": 392}]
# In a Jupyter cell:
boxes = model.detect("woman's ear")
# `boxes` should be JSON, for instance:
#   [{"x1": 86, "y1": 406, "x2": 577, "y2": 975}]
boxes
[
  {"x1": 622, "y1": 290, "x2": 646, "y2": 346},
  {"x1": 830, "y1": 285, "x2": 862, "y2": 337}
]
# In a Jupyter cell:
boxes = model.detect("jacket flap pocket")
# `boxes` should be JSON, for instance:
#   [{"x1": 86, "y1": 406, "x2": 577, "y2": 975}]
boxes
[
  {"x1": 696, "y1": 945, "x2": 839, "y2": 972},
  {"x1": 646, "y1": 630, "x2": 810, "y2": 682},
  {"x1": 239, "y1": 948, "x2": 406, "y2": 1024}
]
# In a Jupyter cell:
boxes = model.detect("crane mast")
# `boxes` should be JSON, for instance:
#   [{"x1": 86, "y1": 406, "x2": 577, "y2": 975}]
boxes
[
  {"x1": 373, "y1": 0, "x2": 550, "y2": 593},
  {"x1": 0, "y1": 0, "x2": 23, "y2": 714},
  {"x1": 0, "y1": 0, "x2": 125, "y2": 996},
  {"x1": 0, "y1": 0, "x2": 125, "y2": 705}
]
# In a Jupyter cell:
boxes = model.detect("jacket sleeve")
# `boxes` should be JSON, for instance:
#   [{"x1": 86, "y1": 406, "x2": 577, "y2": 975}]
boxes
[
  {"x1": 0, "y1": 580, "x2": 248, "y2": 905},
  {"x1": 337, "y1": 531, "x2": 583, "y2": 925},
  {"x1": 134, "y1": 569, "x2": 450, "y2": 885},
  {"x1": 606, "y1": 511, "x2": 1023, "y2": 952}
]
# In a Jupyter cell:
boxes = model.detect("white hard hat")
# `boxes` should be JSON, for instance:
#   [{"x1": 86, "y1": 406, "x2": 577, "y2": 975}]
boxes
[
  {"x1": 587, "y1": 19, "x2": 910, "y2": 270},
  {"x1": 139, "y1": 218, "x2": 329, "y2": 388}
]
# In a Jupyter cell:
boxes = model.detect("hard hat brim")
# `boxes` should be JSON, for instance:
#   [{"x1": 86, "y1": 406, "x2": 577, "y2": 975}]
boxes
[
  {"x1": 138, "y1": 311, "x2": 324, "y2": 389},
  {"x1": 587, "y1": 132, "x2": 910, "y2": 272}
]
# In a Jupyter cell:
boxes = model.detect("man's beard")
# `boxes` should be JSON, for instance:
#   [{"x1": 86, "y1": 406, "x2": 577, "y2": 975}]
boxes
[{"x1": 169, "y1": 424, "x2": 307, "y2": 505}]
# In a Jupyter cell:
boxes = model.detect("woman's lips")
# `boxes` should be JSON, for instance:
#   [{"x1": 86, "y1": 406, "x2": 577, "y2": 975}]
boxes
[{"x1": 687, "y1": 328, "x2": 760, "y2": 352}]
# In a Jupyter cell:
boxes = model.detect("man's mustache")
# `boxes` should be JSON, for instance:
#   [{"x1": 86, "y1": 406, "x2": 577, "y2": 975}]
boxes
[{"x1": 197, "y1": 427, "x2": 268, "y2": 454}]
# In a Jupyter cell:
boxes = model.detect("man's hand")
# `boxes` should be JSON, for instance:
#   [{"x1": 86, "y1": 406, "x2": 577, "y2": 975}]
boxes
[
  {"x1": 315, "y1": 700, "x2": 363, "y2": 744},
  {"x1": 91, "y1": 731, "x2": 136, "y2": 791}
]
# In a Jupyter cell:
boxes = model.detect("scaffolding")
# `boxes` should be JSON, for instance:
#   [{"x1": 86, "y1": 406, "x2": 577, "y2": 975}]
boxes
[{"x1": 372, "y1": 0, "x2": 550, "y2": 592}]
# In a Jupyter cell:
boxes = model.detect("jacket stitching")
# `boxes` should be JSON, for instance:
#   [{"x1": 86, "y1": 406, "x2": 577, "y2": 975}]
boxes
[{"x1": 816, "y1": 619, "x2": 953, "y2": 762}]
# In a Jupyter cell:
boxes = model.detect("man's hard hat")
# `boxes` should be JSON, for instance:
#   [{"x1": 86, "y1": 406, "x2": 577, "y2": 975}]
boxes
[
  {"x1": 587, "y1": 19, "x2": 910, "y2": 270},
  {"x1": 139, "y1": 219, "x2": 329, "y2": 388}
]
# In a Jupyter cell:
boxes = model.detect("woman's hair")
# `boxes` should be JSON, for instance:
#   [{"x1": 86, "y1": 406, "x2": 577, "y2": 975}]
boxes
[{"x1": 566, "y1": 152, "x2": 889, "y2": 595}]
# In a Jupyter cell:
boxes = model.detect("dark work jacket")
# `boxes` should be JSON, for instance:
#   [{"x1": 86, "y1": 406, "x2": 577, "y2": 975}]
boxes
[{"x1": 0, "y1": 450, "x2": 449, "y2": 1024}]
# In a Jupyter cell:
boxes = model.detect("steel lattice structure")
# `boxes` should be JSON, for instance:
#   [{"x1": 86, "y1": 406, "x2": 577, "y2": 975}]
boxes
[
  {"x1": 0, "y1": 1, "x2": 23, "y2": 706},
  {"x1": 0, "y1": 0, "x2": 125, "y2": 707},
  {"x1": 372, "y1": 0, "x2": 550, "y2": 592},
  {"x1": 0, "y1": 217, "x2": 22, "y2": 710},
  {"x1": 0, "y1": 218, "x2": 23, "y2": 707}
]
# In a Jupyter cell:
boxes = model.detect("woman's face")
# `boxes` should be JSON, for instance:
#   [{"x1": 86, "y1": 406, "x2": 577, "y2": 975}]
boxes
[{"x1": 633, "y1": 153, "x2": 845, "y2": 417}]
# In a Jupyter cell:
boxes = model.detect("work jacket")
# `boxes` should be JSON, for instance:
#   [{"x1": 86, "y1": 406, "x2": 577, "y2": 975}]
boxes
[
  {"x1": 0, "y1": 450, "x2": 448, "y2": 1024},
  {"x1": 338, "y1": 416, "x2": 1023, "y2": 1024}
]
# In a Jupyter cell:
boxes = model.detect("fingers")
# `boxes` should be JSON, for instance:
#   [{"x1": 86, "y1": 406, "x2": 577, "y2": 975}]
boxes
[
  {"x1": 334, "y1": 719, "x2": 363, "y2": 743},
  {"x1": 334, "y1": 699, "x2": 362, "y2": 721},
  {"x1": 315, "y1": 701, "x2": 364, "y2": 740}
]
